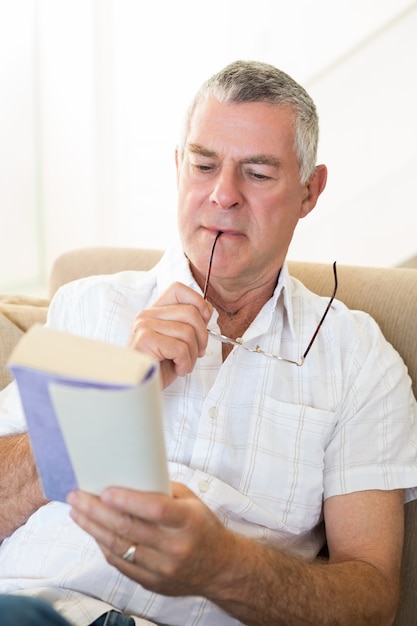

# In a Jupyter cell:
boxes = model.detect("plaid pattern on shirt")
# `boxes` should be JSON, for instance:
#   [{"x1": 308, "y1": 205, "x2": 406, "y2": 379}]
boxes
[{"x1": 1, "y1": 242, "x2": 416, "y2": 626}]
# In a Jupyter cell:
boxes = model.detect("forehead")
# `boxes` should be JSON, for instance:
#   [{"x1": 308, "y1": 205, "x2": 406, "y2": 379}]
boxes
[{"x1": 185, "y1": 97, "x2": 297, "y2": 159}]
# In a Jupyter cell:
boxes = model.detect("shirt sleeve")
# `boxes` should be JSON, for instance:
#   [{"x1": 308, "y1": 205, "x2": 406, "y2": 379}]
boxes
[
  {"x1": 323, "y1": 311, "x2": 417, "y2": 501},
  {"x1": 0, "y1": 381, "x2": 27, "y2": 435}
]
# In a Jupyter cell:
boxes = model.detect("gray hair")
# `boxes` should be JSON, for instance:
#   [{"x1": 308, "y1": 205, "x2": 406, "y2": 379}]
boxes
[{"x1": 181, "y1": 60, "x2": 319, "y2": 184}]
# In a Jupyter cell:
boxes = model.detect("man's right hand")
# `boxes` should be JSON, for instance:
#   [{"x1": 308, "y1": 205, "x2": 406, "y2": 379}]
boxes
[{"x1": 128, "y1": 282, "x2": 212, "y2": 388}]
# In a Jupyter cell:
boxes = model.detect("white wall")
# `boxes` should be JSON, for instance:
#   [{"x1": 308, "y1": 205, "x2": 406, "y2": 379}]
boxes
[
  {"x1": 0, "y1": 0, "x2": 416, "y2": 295},
  {"x1": 292, "y1": 2, "x2": 417, "y2": 266},
  {"x1": 0, "y1": 1, "x2": 40, "y2": 290}
]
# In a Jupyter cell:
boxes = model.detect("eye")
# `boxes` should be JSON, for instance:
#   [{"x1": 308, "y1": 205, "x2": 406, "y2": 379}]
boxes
[
  {"x1": 190, "y1": 159, "x2": 217, "y2": 176},
  {"x1": 244, "y1": 162, "x2": 278, "y2": 182},
  {"x1": 194, "y1": 163, "x2": 214, "y2": 172},
  {"x1": 246, "y1": 168, "x2": 273, "y2": 182},
  {"x1": 250, "y1": 171, "x2": 271, "y2": 181}
]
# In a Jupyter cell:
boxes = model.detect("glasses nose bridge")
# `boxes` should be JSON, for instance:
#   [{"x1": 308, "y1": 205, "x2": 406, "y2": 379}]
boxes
[{"x1": 210, "y1": 163, "x2": 242, "y2": 209}]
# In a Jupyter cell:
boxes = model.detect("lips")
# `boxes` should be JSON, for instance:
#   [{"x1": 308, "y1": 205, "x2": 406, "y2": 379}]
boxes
[{"x1": 204, "y1": 227, "x2": 244, "y2": 238}]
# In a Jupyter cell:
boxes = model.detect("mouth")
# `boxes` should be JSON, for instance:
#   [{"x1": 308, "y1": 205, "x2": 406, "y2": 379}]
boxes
[{"x1": 204, "y1": 226, "x2": 244, "y2": 238}]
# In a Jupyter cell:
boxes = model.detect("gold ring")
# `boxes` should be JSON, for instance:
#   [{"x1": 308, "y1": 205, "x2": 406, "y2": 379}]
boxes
[{"x1": 121, "y1": 544, "x2": 136, "y2": 563}]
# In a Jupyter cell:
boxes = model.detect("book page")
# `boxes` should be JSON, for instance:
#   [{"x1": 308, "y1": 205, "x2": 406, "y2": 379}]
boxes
[{"x1": 49, "y1": 369, "x2": 171, "y2": 497}]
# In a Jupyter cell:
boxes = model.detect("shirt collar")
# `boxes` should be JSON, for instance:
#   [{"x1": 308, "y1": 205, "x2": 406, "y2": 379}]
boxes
[
  {"x1": 153, "y1": 240, "x2": 199, "y2": 294},
  {"x1": 246, "y1": 263, "x2": 297, "y2": 341}
]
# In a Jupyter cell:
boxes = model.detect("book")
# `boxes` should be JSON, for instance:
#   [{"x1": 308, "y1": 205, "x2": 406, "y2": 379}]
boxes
[{"x1": 8, "y1": 324, "x2": 171, "y2": 502}]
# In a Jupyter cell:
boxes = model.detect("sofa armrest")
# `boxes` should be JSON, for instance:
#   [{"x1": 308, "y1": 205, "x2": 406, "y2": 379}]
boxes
[{"x1": 0, "y1": 295, "x2": 49, "y2": 390}]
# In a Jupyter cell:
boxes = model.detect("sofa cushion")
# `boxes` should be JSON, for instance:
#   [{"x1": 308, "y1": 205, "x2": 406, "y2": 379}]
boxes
[{"x1": 0, "y1": 295, "x2": 49, "y2": 390}]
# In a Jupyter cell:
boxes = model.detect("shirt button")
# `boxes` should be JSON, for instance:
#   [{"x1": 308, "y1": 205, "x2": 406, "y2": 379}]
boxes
[
  {"x1": 205, "y1": 348, "x2": 213, "y2": 356},
  {"x1": 209, "y1": 406, "x2": 218, "y2": 419},
  {"x1": 199, "y1": 480, "x2": 210, "y2": 493}
]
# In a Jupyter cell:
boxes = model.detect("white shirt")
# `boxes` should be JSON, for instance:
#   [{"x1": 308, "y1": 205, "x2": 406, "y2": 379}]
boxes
[{"x1": 1, "y1": 243, "x2": 416, "y2": 626}]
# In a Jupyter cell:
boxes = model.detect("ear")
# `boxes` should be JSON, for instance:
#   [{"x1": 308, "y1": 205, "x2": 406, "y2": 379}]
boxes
[
  {"x1": 299, "y1": 164, "x2": 327, "y2": 218},
  {"x1": 175, "y1": 147, "x2": 181, "y2": 185}
]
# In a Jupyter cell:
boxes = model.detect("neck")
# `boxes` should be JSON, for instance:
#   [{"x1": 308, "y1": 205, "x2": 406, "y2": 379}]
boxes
[
  {"x1": 205, "y1": 275, "x2": 279, "y2": 336},
  {"x1": 206, "y1": 294, "x2": 243, "y2": 318},
  {"x1": 189, "y1": 257, "x2": 281, "y2": 333}
]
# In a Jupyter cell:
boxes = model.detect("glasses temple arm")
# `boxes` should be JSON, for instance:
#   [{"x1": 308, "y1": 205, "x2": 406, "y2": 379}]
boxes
[{"x1": 302, "y1": 261, "x2": 338, "y2": 360}]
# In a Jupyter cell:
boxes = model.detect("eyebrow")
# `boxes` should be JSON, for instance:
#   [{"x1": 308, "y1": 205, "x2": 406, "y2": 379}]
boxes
[
  {"x1": 187, "y1": 143, "x2": 216, "y2": 158},
  {"x1": 187, "y1": 143, "x2": 281, "y2": 168}
]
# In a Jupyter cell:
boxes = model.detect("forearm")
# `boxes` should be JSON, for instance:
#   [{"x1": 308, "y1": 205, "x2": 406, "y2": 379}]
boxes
[
  {"x1": 0, "y1": 433, "x2": 47, "y2": 541},
  {"x1": 67, "y1": 485, "x2": 401, "y2": 625},
  {"x1": 206, "y1": 534, "x2": 399, "y2": 626}
]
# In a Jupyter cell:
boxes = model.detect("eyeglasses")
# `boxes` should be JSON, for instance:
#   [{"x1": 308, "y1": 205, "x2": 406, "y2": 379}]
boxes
[{"x1": 203, "y1": 234, "x2": 338, "y2": 366}]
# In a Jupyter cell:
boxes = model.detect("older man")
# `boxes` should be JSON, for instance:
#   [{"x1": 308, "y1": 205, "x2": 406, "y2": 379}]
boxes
[{"x1": 1, "y1": 60, "x2": 416, "y2": 626}]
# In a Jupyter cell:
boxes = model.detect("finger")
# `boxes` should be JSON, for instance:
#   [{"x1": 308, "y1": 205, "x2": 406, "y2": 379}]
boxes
[
  {"x1": 67, "y1": 490, "x2": 136, "y2": 537},
  {"x1": 136, "y1": 302, "x2": 209, "y2": 329},
  {"x1": 130, "y1": 318, "x2": 203, "y2": 365},
  {"x1": 67, "y1": 491, "x2": 170, "y2": 576},
  {"x1": 131, "y1": 298, "x2": 211, "y2": 354},
  {"x1": 67, "y1": 488, "x2": 179, "y2": 532},
  {"x1": 154, "y1": 282, "x2": 212, "y2": 323},
  {"x1": 96, "y1": 538, "x2": 177, "y2": 595},
  {"x1": 99, "y1": 486, "x2": 194, "y2": 529},
  {"x1": 171, "y1": 481, "x2": 198, "y2": 499},
  {"x1": 136, "y1": 282, "x2": 212, "y2": 352}
]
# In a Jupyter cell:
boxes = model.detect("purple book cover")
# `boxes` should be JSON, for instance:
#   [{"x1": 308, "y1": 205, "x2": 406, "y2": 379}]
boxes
[{"x1": 11, "y1": 366, "x2": 79, "y2": 501}]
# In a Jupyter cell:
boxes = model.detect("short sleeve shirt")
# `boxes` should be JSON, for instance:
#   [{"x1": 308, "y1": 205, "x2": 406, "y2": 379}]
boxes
[{"x1": 1, "y1": 243, "x2": 416, "y2": 626}]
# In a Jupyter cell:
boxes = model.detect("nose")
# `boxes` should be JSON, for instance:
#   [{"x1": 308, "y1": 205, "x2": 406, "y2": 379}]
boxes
[{"x1": 209, "y1": 166, "x2": 243, "y2": 209}]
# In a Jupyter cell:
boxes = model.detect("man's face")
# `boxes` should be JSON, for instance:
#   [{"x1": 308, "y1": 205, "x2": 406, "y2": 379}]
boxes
[{"x1": 176, "y1": 97, "x2": 324, "y2": 292}]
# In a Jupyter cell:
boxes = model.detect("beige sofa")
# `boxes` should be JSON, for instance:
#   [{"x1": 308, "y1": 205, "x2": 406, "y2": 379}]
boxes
[{"x1": 1, "y1": 247, "x2": 417, "y2": 625}]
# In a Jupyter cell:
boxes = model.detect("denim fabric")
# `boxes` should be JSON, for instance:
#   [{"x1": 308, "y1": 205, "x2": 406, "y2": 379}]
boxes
[
  {"x1": 0, "y1": 595, "x2": 135, "y2": 626},
  {"x1": 0, "y1": 595, "x2": 72, "y2": 626}
]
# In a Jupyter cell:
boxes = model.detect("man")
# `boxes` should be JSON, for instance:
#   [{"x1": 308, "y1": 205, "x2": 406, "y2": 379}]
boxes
[{"x1": 0, "y1": 60, "x2": 416, "y2": 626}]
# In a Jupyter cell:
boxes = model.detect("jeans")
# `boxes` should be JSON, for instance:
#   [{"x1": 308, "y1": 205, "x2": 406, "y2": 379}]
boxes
[{"x1": 0, "y1": 594, "x2": 135, "y2": 626}]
